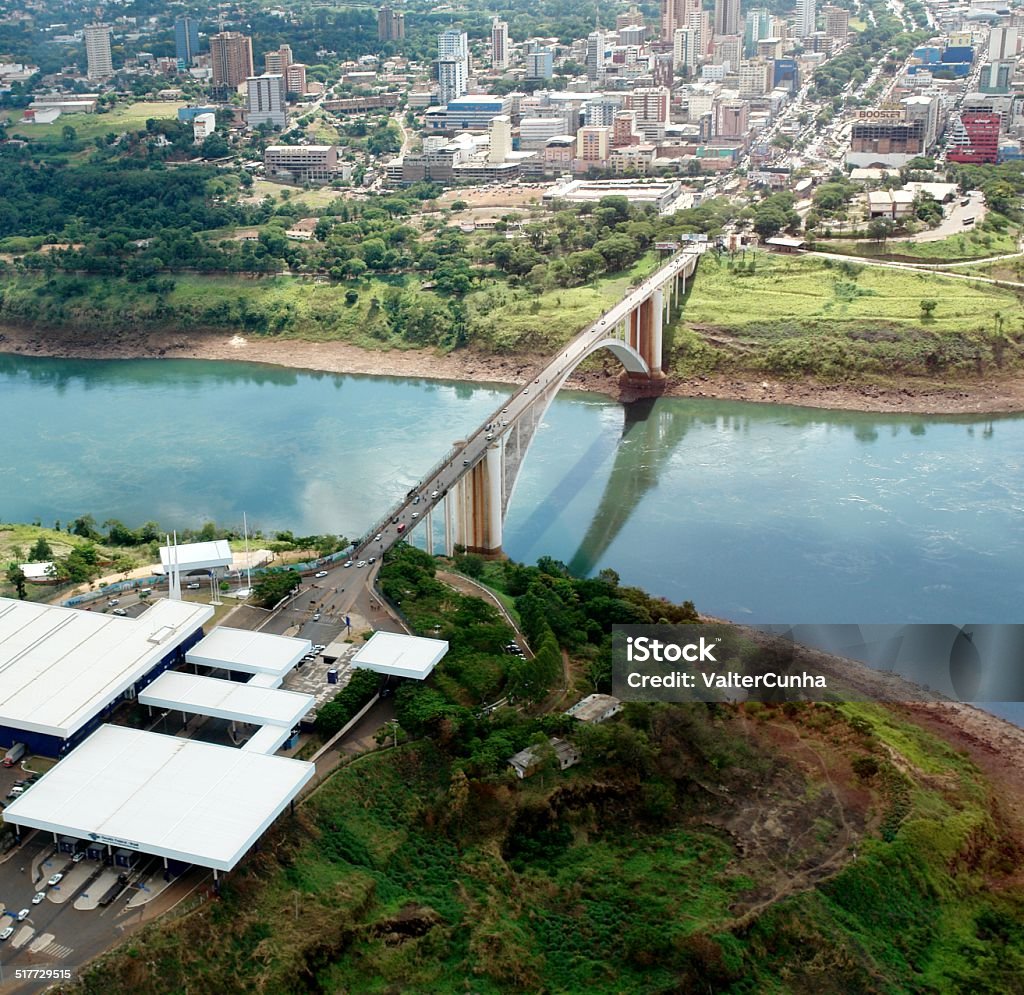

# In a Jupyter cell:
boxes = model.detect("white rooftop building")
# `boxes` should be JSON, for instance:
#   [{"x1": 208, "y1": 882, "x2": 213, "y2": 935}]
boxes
[
  {"x1": 3, "y1": 725, "x2": 314, "y2": 872},
  {"x1": 348, "y1": 631, "x2": 448, "y2": 680}
]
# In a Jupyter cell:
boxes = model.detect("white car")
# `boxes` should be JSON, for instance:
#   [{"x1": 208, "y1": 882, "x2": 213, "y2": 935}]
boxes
[
  {"x1": 72, "y1": 852, "x2": 85, "y2": 863},
  {"x1": 312, "y1": 613, "x2": 321, "y2": 622},
  {"x1": 48, "y1": 872, "x2": 63, "y2": 887},
  {"x1": 112, "y1": 608, "x2": 127, "y2": 616},
  {"x1": 356, "y1": 560, "x2": 367, "y2": 568},
  {"x1": 31, "y1": 892, "x2": 46, "y2": 905},
  {"x1": 368, "y1": 556, "x2": 377, "y2": 565},
  {"x1": 185, "y1": 582, "x2": 201, "y2": 590},
  {"x1": 0, "y1": 926, "x2": 12, "y2": 941},
  {"x1": 107, "y1": 599, "x2": 119, "y2": 607},
  {"x1": 373, "y1": 534, "x2": 382, "y2": 541},
  {"x1": 315, "y1": 570, "x2": 328, "y2": 578},
  {"x1": 16, "y1": 909, "x2": 29, "y2": 921},
  {"x1": 343, "y1": 560, "x2": 353, "y2": 568}
]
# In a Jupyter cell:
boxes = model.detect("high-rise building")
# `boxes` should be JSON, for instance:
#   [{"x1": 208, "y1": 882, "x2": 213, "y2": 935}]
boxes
[
  {"x1": 795, "y1": 0, "x2": 816, "y2": 39},
  {"x1": 84, "y1": 24, "x2": 113, "y2": 80},
  {"x1": 744, "y1": 8, "x2": 773, "y2": 56},
  {"x1": 525, "y1": 48, "x2": 554, "y2": 79},
  {"x1": 738, "y1": 59, "x2": 772, "y2": 97},
  {"x1": 585, "y1": 31, "x2": 605, "y2": 80},
  {"x1": 438, "y1": 58, "x2": 466, "y2": 104},
  {"x1": 488, "y1": 115, "x2": 512, "y2": 162},
  {"x1": 618, "y1": 5, "x2": 645, "y2": 30},
  {"x1": 823, "y1": 6, "x2": 849, "y2": 42},
  {"x1": 612, "y1": 109, "x2": 641, "y2": 147},
  {"x1": 716, "y1": 99, "x2": 748, "y2": 137},
  {"x1": 713, "y1": 35, "x2": 742, "y2": 71},
  {"x1": 175, "y1": 16, "x2": 200, "y2": 66},
  {"x1": 576, "y1": 125, "x2": 611, "y2": 163},
  {"x1": 661, "y1": 0, "x2": 682, "y2": 39},
  {"x1": 947, "y1": 112, "x2": 999, "y2": 163},
  {"x1": 714, "y1": 0, "x2": 741, "y2": 38},
  {"x1": 285, "y1": 63, "x2": 307, "y2": 96},
  {"x1": 619, "y1": 25, "x2": 647, "y2": 46},
  {"x1": 673, "y1": 27, "x2": 698, "y2": 74},
  {"x1": 246, "y1": 74, "x2": 288, "y2": 129},
  {"x1": 211, "y1": 32, "x2": 254, "y2": 90},
  {"x1": 491, "y1": 17, "x2": 509, "y2": 70},
  {"x1": 264, "y1": 44, "x2": 292, "y2": 75},
  {"x1": 378, "y1": 6, "x2": 406, "y2": 42},
  {"x1": 625, "y1": 86, "x2": 670, "y2": 126},
  {"x1": 584, "y1": 99, "x2": 619, "y2": 126},
  {"x1": 989, "y1": 26, "x2": 1018, "y2": 61},
  {"x1": 689, "y1": 9, "x2": 712, "y2": 58},
  {"x1": 437, "y1": 29, "x2": 469, "y2": 102}
]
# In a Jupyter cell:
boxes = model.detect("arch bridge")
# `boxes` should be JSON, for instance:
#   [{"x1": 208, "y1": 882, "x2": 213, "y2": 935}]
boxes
[{"x1": 355, "y1": 246, "x2": 702, "y2": 561}]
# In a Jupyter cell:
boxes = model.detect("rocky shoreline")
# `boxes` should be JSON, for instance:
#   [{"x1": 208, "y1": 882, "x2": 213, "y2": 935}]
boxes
[{"x1": 2, "y1": 324, "x2": 1023, "y2": 416}]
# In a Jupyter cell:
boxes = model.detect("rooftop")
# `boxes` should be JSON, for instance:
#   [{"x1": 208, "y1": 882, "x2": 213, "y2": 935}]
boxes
[
  {"x1": 350, "y1": 631, "x2": 448, "y2": 680},
  {"x1": 157, "y1": 539, "x2": 232, "y2": 573},
  {"x1": 0, "y1": 597, "x2": 213, "y2": 739},
  {"x1": 186, "y1": 627, "x2": 311, "y2": 677},
  {"x1": 2, "y1": 724, "x2": 314, "y2": 871}
]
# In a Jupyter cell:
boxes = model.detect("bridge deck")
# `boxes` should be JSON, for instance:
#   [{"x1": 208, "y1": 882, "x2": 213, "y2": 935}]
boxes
[{"x1": 353, "y1": 248, "x2": 702, "y2": 559}]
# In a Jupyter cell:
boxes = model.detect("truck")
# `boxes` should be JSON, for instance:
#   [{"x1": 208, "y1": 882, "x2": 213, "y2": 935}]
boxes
[{"x1": 3, "y1": 743, "x2": 25, "y2": 767}]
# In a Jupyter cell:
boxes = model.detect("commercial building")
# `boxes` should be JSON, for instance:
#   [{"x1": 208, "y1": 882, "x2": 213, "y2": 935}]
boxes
[
  {"x1": 264, "y1": 44, "x2": 292, "y2": 75},
  {"x1": 525, "y1": 49, "x2": 554, "y2": 79},
  {"x1": 674, "y1": 27, "x2": 699, "y2": 75},
  {"x1": 378, "y1": 5, "x2": 406, "y2": 42},
  {"x1": 285, "y1": 63, "x2": 308, "y2": 96},
  {"x1": 174, "y1": 16, "x2": 200, "y2": 66},
  {"x1": 714, "y1": 0, "x2": 741, "y2": 36},
  {"x1": 438, "y1": 29, "x2": 469, "y2": 104},
  {"x1": 716, "y1": 99, "x2": 749, "y2": 138},
  {"x1": 848, "y1": 111, "x2": 926, "y2": 167},
  {"x1": 0, "y1": 596, "x2": 212, "y2": 758},
  {"x1": 795, "y1": 0, "x2": 816, "y2": 38},
  {"x1": 585, "y1": 31, "x2": 606, "y2": 80},
  {"x1": 247, "y1": 74, "x2": 288, "y2": 129},
  {"x1": 265, "y1": 144, "x2": 340, "y2": 183},
  {"x1": 544, "y1": 177, "x2": 683, "y2": 212},
  {"x1": 442, "y1": 94, "x2": 510, "y2": 130},
  {"x1": 576, "y1": 125, "x2": 612, "y2": 164},
  {"x1": 491, "y1": 17, "x2": 510, "y2": 70},
  {"x1": 84, "y1": 24, "x2": 113, "y2": 80},
  {"x1": 948, "y1": 112, "x2": 1000, "y2": 163},
  {"x1": 823, "y1": 6, "x2": 849, "y2": 42},
  {"x1": 738, "y1": 59, "x2": 772, "y2": 97},
  {"x1": 210, "y1": 32, "x2": 254, "y2": 91}
]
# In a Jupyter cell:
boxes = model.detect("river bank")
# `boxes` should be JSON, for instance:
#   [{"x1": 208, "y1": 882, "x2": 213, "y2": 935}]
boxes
[{"x1": 2, "y1": 323, "x2": 1023, "y2": 416}]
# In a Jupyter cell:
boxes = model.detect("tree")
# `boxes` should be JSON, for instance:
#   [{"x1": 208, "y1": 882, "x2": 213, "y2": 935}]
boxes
[
  {"x1": 27, "y1": 536, "x2": 52, "y2": 561},
  {"x1": 6, "y1": 565, "x2": 27, "y2": 599},
  {"x1": 251, "y1": 569, "x2": 301, "y2": 608},
  {"x1": 920, "y1": 299, "x2": 937, "y2": 319},
  {"x1": 867, "y1": 218, "x2": 893, "y2": 246}
]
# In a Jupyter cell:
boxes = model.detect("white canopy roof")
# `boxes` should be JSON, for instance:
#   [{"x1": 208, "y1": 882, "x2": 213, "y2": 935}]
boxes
[
  {"x1": 158, "y1": 540, "x2": 233, "y2": 573},
  {"x1": 186, "y1": 627, "x2": 310, "y2": 676},
  {"x1": 351, "y1": 631, "x2": 448, "y2": 680},
  {"x1": 3, "y1": 724, "x2": 314, "y2": 871},
  {"x1": 0, "y1": 597, "x2": 214, "y2": 739},
  {"x1": 139, "y1": 671, "x2": 313, "y2": 728}
]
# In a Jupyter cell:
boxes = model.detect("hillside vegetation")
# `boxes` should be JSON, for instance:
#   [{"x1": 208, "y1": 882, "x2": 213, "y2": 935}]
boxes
[{"x1": 64, "y1": 551, "x2": 1024, "y2": 995}]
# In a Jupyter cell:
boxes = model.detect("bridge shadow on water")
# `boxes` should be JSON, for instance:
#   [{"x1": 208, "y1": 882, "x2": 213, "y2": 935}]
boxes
[
  {"x1": 566, "y1": 397, "x2": 696, "y2": 576},
  {"x1": 508, "y1": 396, "x2": 697, "y2": 577}
]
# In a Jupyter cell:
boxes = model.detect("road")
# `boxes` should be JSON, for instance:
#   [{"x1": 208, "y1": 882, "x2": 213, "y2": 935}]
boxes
[{"x1": 346, "y1": 248, "x2": 701, "y2": 570}]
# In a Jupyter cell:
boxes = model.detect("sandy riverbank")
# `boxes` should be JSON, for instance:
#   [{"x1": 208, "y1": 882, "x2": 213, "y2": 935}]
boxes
[{"x1": 2, "y1": 324, "x2": 1023, "y2": 416}]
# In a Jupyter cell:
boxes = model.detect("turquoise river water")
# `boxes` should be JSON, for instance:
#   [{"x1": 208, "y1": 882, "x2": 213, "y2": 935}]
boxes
[{"x1": 1, "y1": 354, "x2": 1022, "y2": 629}]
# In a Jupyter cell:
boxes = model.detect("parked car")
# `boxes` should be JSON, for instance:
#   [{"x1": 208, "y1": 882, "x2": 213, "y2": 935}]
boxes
[
  {"x1": 186, "y1": 582, "x2": 201, "y2": 590},
  {"x1": 0, "y1": 926, "x2": 12, "y2": 940},
  {"x1": 112, "y1": 608, "x2": 127, "y2": 616}
]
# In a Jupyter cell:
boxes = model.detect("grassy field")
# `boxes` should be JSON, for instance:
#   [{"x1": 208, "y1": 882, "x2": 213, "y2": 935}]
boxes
[
  {"x1": 674, "y1": 250, "x2": 1024, "y2": 379},
  {"x1": 7, "y1": 101, "x2": 181, "y2": 144},
  {"x1": 816, "y1": 220, "x2": 1020, "y2": 264},
  {"x1": 245, "y1": 179, "x2": 350, "y2": 210}
]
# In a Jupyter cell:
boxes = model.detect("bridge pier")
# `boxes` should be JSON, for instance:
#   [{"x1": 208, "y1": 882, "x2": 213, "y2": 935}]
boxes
[{"x1": 453, "y1": 441, "x2": 504, "y2": 557}]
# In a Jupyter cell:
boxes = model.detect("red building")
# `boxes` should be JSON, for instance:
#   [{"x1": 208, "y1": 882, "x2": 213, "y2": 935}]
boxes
[{"x1": 948, "y1": 113, "x2": 1000, "y2": 163}]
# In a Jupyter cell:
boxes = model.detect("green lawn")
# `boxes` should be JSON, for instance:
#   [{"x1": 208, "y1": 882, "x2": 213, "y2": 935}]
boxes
[
  {"x1": 675, "y1": 251, "x2": 1024, "y2": 379},
  {"x1": 8, "y1": 101, "x2": 182, "y2": 144},
  {"x1": 816, "y1": 220, "x2": 1020, "y2": 264},
  {"x1": 247, "y1": 179, "x2": 350, "y2": 210}
]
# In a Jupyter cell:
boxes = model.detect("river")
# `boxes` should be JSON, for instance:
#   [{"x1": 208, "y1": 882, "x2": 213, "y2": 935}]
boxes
[{"x1": 2, "y1": 355, "x2": 1022, "y2": 630}]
